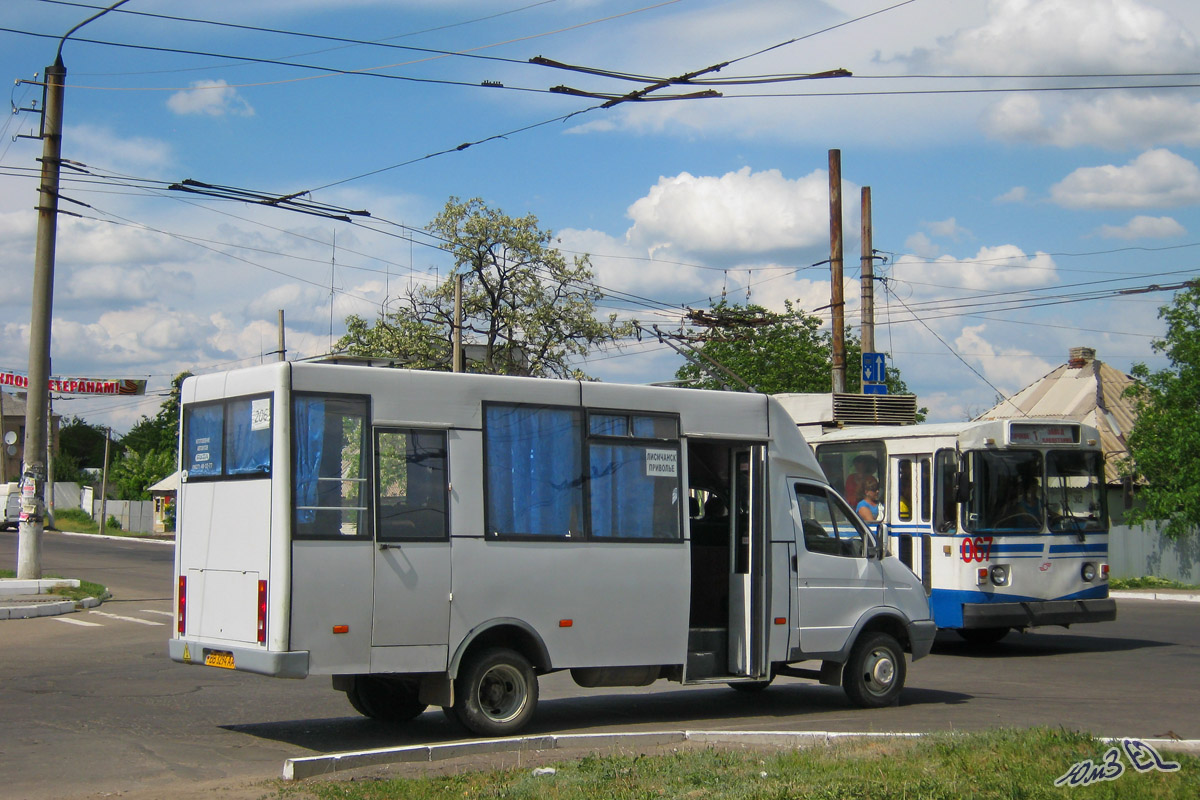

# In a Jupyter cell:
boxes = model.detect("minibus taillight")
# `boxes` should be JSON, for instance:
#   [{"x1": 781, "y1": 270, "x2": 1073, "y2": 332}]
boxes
[
  {"x1": 177, "y1": 576, "x2": 186, "y2": 634},
  {"x1": 256, "y1": 580, "x2": 268, "y2": 644}
]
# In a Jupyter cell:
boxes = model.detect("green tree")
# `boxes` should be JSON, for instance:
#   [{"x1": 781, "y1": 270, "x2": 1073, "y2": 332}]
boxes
[
  {"x1": 338, "y1": 197, "x2": 629, "y2": 378},
  {"x1": 674, "y1": 300, "x2": 917, "y2": 399},
  {"x1": 107, "y1": 448, "x2": 175, "y2": 501},
  {"x1": 121, "y1": 372, "x2": 191, "y2": 459},
  {"x1": 1124, "y1": 284, "x2": 1200, "y2": 540}
]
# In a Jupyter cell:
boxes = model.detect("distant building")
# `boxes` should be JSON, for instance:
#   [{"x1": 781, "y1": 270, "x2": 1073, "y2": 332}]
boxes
[{"x1": 0, "y1": 390, "x2": 62, "y2": 484}]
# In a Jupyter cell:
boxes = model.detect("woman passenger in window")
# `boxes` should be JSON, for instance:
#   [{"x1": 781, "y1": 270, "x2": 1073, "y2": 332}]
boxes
[{"x1": 856, "y1": 476, "x2": 882, "y2": 524}]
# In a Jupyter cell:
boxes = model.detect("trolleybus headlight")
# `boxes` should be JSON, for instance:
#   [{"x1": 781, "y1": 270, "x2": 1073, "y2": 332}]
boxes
[
  {"x1": 1081, "y1": 562, "x2": 1097, "y2": 582},
  {"x1": 989, "y1": 565, "x2": 1009, "y2": 587}
]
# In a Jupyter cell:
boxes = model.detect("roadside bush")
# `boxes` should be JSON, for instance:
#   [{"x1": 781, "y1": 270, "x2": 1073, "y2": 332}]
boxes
[{"x1": 54, "y1": 507, "x2": 93, "y2": 524}]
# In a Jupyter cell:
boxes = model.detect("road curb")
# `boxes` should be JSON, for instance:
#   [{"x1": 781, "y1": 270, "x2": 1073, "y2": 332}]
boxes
[
  {"x1": 281, "y1": 730, "x2": 1200, "y2": 781},
  {"x1": 1112, "y1": 591, "x2": 1200, "y2": 603}
]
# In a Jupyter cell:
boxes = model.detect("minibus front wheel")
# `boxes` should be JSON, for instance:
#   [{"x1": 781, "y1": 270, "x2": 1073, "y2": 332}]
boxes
[
  {"x1": 450, "y1": 647, "x2": 539, "y2": 736},
  {"x1": 843, "y1": 631, "x2": 905, "y2": 708}
]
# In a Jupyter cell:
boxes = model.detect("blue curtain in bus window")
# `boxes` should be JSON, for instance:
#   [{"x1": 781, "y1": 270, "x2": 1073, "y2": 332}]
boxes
[
  {"x1": 486, "y1": 405, "x2": 581, "y2": 536},
  {"x1": 226, "y1": 398, "x2": 272, "y2": 475},
  {"x1": 293, "y1": 396, "x2": 326, "y2": 524},
  {"x1": 185, "y1": 405, "x2": 223, "y2": 476},
  {"x1": 590, "y1": 443, "x2": 661, "y2": 538}
]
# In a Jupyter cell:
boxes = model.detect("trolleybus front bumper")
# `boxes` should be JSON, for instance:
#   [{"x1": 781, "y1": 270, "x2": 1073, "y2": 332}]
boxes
[
  {"x1": 169, "y1": 638, "x2": 309, "y2": 679},
  {"x1": 961, "y1": 597, "x2": 1116, "y2": 629}
]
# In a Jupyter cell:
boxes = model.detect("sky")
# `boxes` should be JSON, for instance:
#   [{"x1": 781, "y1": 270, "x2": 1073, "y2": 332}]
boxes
[{"x1": 2, "y1": 0, "x2": 1200, "y2": 435}]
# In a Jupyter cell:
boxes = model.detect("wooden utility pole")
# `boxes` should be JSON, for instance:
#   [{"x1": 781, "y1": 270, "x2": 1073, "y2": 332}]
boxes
[
  {"x1": 828, "y1": 149, "x2": 846, "y2": 393},
  {"x1": 860, "y1": 186, "x2": 875, "y2": 359}
]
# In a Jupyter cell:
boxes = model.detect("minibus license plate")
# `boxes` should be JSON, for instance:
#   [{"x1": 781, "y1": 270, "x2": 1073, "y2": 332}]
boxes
[{"x1": 205, "y1": 650, "x2": 235, "y2": 669}]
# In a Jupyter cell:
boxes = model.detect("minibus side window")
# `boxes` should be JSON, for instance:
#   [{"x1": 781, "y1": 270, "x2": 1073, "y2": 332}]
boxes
[
  {"x1": 293, "y1": 394, "x2": 370, "y2": 539},
  {"x1": 794, "y1": 483, "x2": 867, "y2": 558},
  {"x1": 376, "y1": 429, "x2": 448, "y2": 541},
  {"x1": 587, "y1": 411, "x2": 681, "y2": 540},
  {"x1": 484, "y1": 403, "x2": 583, "y2": 538}
]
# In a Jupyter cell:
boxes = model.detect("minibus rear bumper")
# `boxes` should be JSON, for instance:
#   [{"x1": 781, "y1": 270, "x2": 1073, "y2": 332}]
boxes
[
  {"x1": 961, "y1": 598, "x2": 1117, "y2": 629},
  {"x1": 168, "y1": 638, "x2": 309, "y2": 679}
]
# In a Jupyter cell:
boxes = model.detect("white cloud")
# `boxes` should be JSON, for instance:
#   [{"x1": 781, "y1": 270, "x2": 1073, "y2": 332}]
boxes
[
  {"x1": 925, "y1": 217, "x2": 972, "y2": 241},
  {"x1": 167, "y1": 80, "x2": 255, "y2": 117},
  {"x1": 984, "y1": 92, "x2": 1200, "y2": 149},
  {"x1": 63, "y1": 124, "x2": 174, "y2": 174},
  {"x1": 904, "y1": 232, "x2": 940, "y2": 259},
  {"x1": 624, "y1": 167, "x2": 855, "y2": 264},
  {"x1": 894, "y1": 244, "x2": 1056, "y2": 292},
  {"x1": 995, "y1": 186, "x2": 1028, "y2": 204},
  {"x1": 1050, "y1": 149, "x2": 1200, "y2": 208},
  {"x1": 955, "y1": 324, "x2": 1055, "y2": 395},
  {"x1": 900, "y1": 0, "x2": 1196, "y2": 75},
  {"x1": 1094, "y1": 215, "x2": 1186, "y2": 239}
]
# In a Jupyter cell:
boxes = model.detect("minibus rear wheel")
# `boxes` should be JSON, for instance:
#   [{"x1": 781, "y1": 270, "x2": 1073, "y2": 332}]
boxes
[
  {"x1": 450, "y1": 647, "x2": 539, "y2": 736},
  {"x1": 843, "y1": 631, "x2": 905, "y2": 708},
  {"x1": 346, "y1": 676, "x2": 428, "y2": 722}
]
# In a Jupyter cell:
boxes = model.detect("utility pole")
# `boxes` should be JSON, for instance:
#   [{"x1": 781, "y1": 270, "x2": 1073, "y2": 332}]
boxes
[
  {"x1": 860, "y1": 186, "x2": 875, "y2": 358},
  {"x1": 828, "y1": 149, "x2": 846, "y2": 394},
  {"x1": 277, "y1": 309, "x2": 287, "y2": 362},
  {"x1": 17, "y1": 0, "x2": 129, "y2": 579},
  {"x1": 16, "y1": 56, "x2": 65, "y2": 580},
  {"x1": 98, "y1": 428, "x2": 110, "y2": 534}
]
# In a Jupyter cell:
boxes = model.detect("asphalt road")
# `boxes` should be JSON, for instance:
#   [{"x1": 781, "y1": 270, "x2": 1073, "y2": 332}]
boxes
[{"x1": 1, "y1": 530, "x2": 1197, "y2": 800}]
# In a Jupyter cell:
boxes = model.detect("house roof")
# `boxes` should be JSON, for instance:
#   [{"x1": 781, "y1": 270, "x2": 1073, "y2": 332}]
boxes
[
  {"x1": 148, "y1": 471, "x2": 180, "y2": 494},
  {"x1": 974, "y1": 347, "x2": 1137, "y2": 484}
]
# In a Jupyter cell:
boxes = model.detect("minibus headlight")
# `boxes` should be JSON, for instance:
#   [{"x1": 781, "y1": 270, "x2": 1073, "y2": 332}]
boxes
[
  {"x1": 1081, "y1": 562, "x2": 1097, "y2": 582},
  {"x1": 989, "y1": 565, "x2": 1009, "y2": 587}
]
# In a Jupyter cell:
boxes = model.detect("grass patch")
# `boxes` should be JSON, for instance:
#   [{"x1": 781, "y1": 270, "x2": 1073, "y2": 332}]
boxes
[
  {"x1": 1110, "y1": 576, "x2": 1200, "y2": 591},
  {"x1": 0, "y1": 568, "x2": 110, "y2": 602},
  {"x1": 274, "y1": 728, "x2": 1197, "y2": 800},
  {"x1": 50, "y1": 508, "x2": 155, "y2": 538}
]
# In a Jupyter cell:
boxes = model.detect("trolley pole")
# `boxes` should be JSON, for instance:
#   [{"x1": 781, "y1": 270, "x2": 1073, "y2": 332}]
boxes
[{"x1": 16, "y1": 56, "x2": 65, "y2": 580}]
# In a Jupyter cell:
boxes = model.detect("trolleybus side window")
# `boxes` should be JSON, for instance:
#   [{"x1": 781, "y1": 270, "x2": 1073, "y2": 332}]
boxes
[
  {"x1": 815, "y1": 442, "x2": 885, "y2": 508},
  {"x1": 183, "y1": 394, "x2": 272, "y2": 479},
  {"x1": 484, "y1": 403, "x2": 584, "y2": 538},
  {"x1": 375, "y1": 428, "x2": 448, "y2": 541},
  {"x1": 587, "y1": 410, "x2": 681, "y2": 540},
  {"x1": 293, "y1": 394, "x2": 370, "y2": 539},
  {"x1": 935, "y1": 449, "x2": 957, "y2": 532},
  {"x1": 897, "y1": 459, "x2": 913, "y2": 521},
  {"x1": 919, "y1": 457, "x2": 932, "y2": 522}
]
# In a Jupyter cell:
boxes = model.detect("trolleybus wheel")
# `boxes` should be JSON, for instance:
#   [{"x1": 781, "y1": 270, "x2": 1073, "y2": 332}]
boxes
[
  {"x1": 346, "y1": 676, "x2": 427, "y2": 722},
  {"x1": 450, "y1": 647, "x2": 538, "y2": 736},
  {"x1": 843, "y1": 631, "x2": 905, "y2": 708},
  {"x1": 955, "y1": 626, "x2": 1010, "y2": 645}
]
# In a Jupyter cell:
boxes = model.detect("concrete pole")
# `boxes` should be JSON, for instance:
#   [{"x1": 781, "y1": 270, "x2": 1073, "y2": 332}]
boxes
[
  {"x1": 828, "y1": 149, "x2": 846, "y2": 394},
  {"x1": 860, "y1": 186, "x2": 875, "y2": 359},
  {"x1": 17, "y1": 57, "x2": 65, "y2": 579},
  {"x1": 98, "y1": 428, "x2": 110, "y2": 533},
  {"x1": 0, "y1": 390, "x2": 8, "y2": 485},
  {"x1": 277, "y1": 309, "x2": 286, "y2": 362}
]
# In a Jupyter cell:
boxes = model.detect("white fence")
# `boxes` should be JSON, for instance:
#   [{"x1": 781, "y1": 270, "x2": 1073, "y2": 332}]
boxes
[
  {"x1": 1110, "y1": 522, "x2": 1200, "y2": 585},
  {"x1": 48, "y1": 481, "x2": 156, "y2": 534}
]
